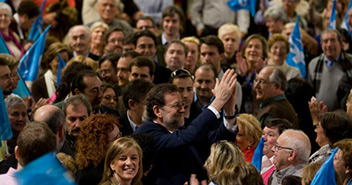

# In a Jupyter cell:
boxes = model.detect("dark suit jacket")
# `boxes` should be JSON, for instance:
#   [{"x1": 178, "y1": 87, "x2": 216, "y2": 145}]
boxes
[
  {"x1": 119, "y1": 112, "x2": 133, "y2": 136},
  {"x1": 153, "y1": 63, "x2": 172, "y2": 84},
  {"x1": 136, "y1": 109, "x2": 236, "y2": 185}
]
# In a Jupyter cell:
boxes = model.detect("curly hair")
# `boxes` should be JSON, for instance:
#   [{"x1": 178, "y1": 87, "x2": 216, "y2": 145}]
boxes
[
  {"x1": 204, "y1": 140, "x2": 245, "y2": 183},
  {"x1": 100, "y1": 137, "x2": 143, "y2": 185},
  {"x1": 75, "y1": 114, "x2": 121, "y2": 170}
]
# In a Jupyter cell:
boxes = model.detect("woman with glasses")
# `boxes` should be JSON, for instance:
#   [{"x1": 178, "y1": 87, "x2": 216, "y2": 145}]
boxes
[
  {"x1": 308, "y1": 112, "x2": 352, "y2": 164},
  {"x1": 75, "y1": 114, "x2": 122, "y2": 184}
]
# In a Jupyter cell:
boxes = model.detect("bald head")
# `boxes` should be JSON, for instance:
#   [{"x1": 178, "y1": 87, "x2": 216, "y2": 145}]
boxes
[
  {"x1": 279, "y1": 129, "x2": 311, "y2": 161},
  {"x1": 33, "y1": 105, "x2": 65, "y2": 134}
]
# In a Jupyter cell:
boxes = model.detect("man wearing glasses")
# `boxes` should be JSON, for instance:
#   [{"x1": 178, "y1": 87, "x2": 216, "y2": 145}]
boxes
[
  {"x1": 255, "y1": 66, "x2": 298, "y2": 129},
  {"x1": 268, "y1": 129, "x2": 311, "y2": 185},
  {"x1": 136, "y1": 69, "x2": 239, "y2": 185}
]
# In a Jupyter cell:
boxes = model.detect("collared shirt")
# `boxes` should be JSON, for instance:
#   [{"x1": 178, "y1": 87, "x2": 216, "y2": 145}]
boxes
[
  {"x1": 259, "y1": 94, "x2": 287, "y2": 124},
  {"x1": 161, "y1": 32, "x2": 180, "y2": 46},
  {"x1": 324, "y1": 55, "x2": 340, "y2": 68},
  {"x1": 126, "y1": 110, "x2": 138, "y2": 133},
  {"x1": 0, "y1": 167, "x2": 18, "y2": 185},
  {"x1": 194, "y1": 94, "x2": 215, "y2": 111},
  {"x1": 270, "y1": 163, "x2": 305, "y2": 185}
]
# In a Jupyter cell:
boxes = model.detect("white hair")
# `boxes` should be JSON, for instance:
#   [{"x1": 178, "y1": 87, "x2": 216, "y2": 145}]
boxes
[
  {"x1": 280, "y1": 129, "x2": 311, "y2": 162},
  {"x1": 0, "y1": 2, "x2": 12, "y2": 17}
]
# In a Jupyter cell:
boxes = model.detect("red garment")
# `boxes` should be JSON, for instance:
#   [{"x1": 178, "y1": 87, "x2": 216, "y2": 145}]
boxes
[
  {"x1": 242, "y1": 147, "x2": 255, "y2": 162},
  {"x1": 32, "y1": 0, "x2": 75, "y2": 16}
]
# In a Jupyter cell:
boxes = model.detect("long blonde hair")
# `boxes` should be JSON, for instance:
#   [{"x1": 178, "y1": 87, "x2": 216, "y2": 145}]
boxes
[{"x1": 100, "y1": 137, "x2": 143, "y2": 185}]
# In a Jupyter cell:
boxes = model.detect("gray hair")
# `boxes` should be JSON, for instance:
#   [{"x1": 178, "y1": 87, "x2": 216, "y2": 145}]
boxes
[
  {"x1": 264, "y1": 5, "x2": 287, "y2": 23},
  {"x1": 5, "y1": 94, "x2": 26, "y2": 111},
  {"x1": 281, "y1": 129, "x2": 311, "y2": 162},
  {"x1": 0, "y1": 2, "x2": 12, "y2": 17},
  {"x1": 321, "y1": 29, "x2": 342, "y2": 43},
  {"x1": 68, "y1": 25, "x2": 91, "y2": 43},
  {"x1": 97, "y1": 0, "x2": 124, "y2": 13},
  {"x1": 268, "y1": 65, "x2": 288, "y2": 91},
  {"x1": 62, "y1": 95, "x2": 92, "y2": 116}
]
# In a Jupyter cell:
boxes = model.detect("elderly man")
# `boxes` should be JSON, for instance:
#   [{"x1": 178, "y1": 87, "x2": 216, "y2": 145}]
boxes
[
  {"x1": 59, "y1": 95, "x2": 91, "y2": 157},
  {"x1": 86, "y1": 0, "x2": 132, "y2": 34},
  {"x1": 136, "y1": 69, "x2": 239, "y2": 184},
  {"x1": 268, "y1": 129, "x2": 311, "y2": 185},
  {"x1": 308, "y1": 29, "x2": 352, "y2": 111},
  {"x1": 255, "y1": 66, "x2": 298, "y2": 128},
  {"x1": 164, "y1": 40, "x2": 187, "y2": 71},
  {"x1": 69, "y1": 25, "x2": 99, "y2": 61}
]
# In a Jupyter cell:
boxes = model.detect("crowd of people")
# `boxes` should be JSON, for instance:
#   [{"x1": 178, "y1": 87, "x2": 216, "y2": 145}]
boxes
[{"x1": 0, "y1": 0, "x2": 352, "y2": 184}]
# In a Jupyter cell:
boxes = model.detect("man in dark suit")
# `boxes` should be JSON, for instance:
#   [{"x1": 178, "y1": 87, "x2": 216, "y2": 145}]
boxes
[
  {"x1": 136, "y1": 69, "x2": 239, "y2": 185},
  {"x1": 119, "y1": 79, "x2": 154, "y2": 136}
]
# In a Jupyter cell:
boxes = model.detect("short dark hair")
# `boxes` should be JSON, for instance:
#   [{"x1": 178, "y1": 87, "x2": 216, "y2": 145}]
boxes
[
  {"x1": 195, "y1": 64, "x2": 218, "y2": 81},
  {"x1": 17, "y1": 122, "x2": 57, "y2": 166},
  {"x1": 318, "y1": 111, "x2": 352, "y2": 145},
  {"x1": 71, "y1": 70, "x2": 99, "y2": 95},
  {"x1": 0, "y1": 56, "x2": 9, "y2": 66},
  {"x1": 63, "y1": 95, "x2": 92, "y2": 116},
  {"x1": 162, "y1": 5, "x2": 185, "y2": 31},
  {"x1": 131, "y1": 133, "x2": 157, "y2": 173},
  {"x1": 264, "y1": 118, "x2": 293, "y2": 134},
  {"x1": 169, "y1": 69, "x2": 194, "y2": 83},
  {"x1": 99, "y1": 53, "x2": 121, "y2": 72},
  {"x1": 122, "y1": 79, "x2": 154, "y2": 109},
  {"x1": 121, "y1": 50, "x2": 141, "y2": 58},
  {"x1": 165, "y1": 40, "x2": 188, "y2": 56},
  {"x1": 133, "y1": 30, "x2": 157, "y2": 46},
  {"x1": 17, "y1": 1, "x2": 39, "y2": 19},
  {"x1": 146, "y1": 84, "x2": 178, "y2": 120},
  {"x1": 123, "y1": 32, "x2": 136, "y2": 45},
  {"x1": 137, "y1": 16, "x2": 156, "y2": 28},
  {"x1": 129, "y1": 56, "x2": 155, "y2": 76},
  {"x1": 105, "y1": 26, "x2": 124, "y2": 43},
  {"x1": 200, "y1": 35, "x2": 224, "y2": 54}
]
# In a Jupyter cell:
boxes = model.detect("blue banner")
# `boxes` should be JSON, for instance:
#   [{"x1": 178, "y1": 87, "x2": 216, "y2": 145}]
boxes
[
  {"x1": 0, "y1": 86, "x2": 13, "y2": 147},
  {"x1": 251, "y1": 137, "x2": 264, "y2": 171},
  {"x1": 12, "y1": 70, "x2": 31, "y2": 98},
  {"x1": 0, "y1": 34, "x2": 10, "y2": 54},
  {"x1": 286, "y1": 15, "x2": 306, "y2": 79},
  {"x1": 310, "y1": 148, "x2": 338, "y2": 185},
  {"x1": 28, "y1": 0, "x2": 47, "y2": 40},
  {"x1": 57, "y1": 53, "x2": 66, "y2": 87},
  {"x1": 329, "y1": 0, "x2": 337, "y2": 29},
  {"x1": 227, "y1": 0, "x2": 256, "y2": 17},
  {"x1": 15, "y1": 152, "x2": 76, "y2": 185},
  {"x1": 19, "y1": 26, "x2": 51, "y2": 82}
]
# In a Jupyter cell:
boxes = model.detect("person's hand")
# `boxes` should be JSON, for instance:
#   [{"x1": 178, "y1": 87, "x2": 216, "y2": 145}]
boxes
[
  {"x1": 256, "y1": 57, "x2": 268, "y2": 73},
  {"x1": 308, "y1": 97, "x2": 328, "y2": 125},
  {"x1": 211, "y1": 69, "x2": 237, "y2": 112},
  {"x1": 133, "y1": 11, "x2": 144, "y2": 21},
  {"x1": 197, "y1": 29, "x2": 203, "y2": 37},
  {"x1": 32, "y1": 98, "x2": 49, "y2": 114},
  {"x1": 223, "y1": 75, "x2": 238, "y2": 116},
  {"x1": 236, "y1": 52, "x2": 247, "y2": 77}
]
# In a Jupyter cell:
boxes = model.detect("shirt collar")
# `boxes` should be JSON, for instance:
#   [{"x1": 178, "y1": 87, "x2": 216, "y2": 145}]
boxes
[
  {"x1": 127, "y1": 110, "x2": 138, "y2": 132},
  {"x1": 260, "y1": 94, "x2": 286, "y2": 109},
  {"x1": 161, "y1": 32, "x2": 180, "y2": 46},
  {"x1": 194, "y1": 94, "x2": 215, "y2": 111}
]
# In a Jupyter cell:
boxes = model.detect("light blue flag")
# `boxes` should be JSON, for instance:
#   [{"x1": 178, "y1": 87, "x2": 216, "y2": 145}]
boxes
[
  {"x1": 0, "y1": 34, "x2": 10, "y2": 54},
  {"x1": 227, "y1": 0, "x2": 256, "y2": 17},
  {"x1": 28, "y1": 0, "x2": 46, "y2": 41},
  {"x1": 15, "y1": 152, "x2": 76, "y2": 185},
  {"x1": 19, "y1": 26, "x2": 51, "y2": 82},
  {"x1": 251, "y1": 137, "x2": 264, "y2": 171},
  {"x1": 0, "y1": 86, "x2": 13, "y2": 148},
  {"x1": 56, "y1": 53, "x2": 66, "y2": 87},
  {"x1": 341, "y1": 0, "x2": 352, "y2": 35},
  {"x1": 311, "y1": 147, "x2": 338, "y2": 185},
  {"x1": 12, "y1": 70, "x2": 31, "y2": 98},
  {"x1": 329, "y1": 0, "x2": 337, "y2": 29},
  {"x1": 286, "y1": 16, "x2": 306, "y2": 79}
]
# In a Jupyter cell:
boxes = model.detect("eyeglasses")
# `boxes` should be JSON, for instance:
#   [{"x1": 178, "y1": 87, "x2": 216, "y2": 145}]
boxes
[
  {"x1": 273, "y1": 142, "x2": 293, "y2": 152},
  {"x1": 164, "y1": 102, "x2": 185, "y2": 110},
  {"x1": 170, "y1": 69, "x2": 194, "y2": 80},
  {"x1": 254, "y1": 77, "x2": 271, "y2": 85}
]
